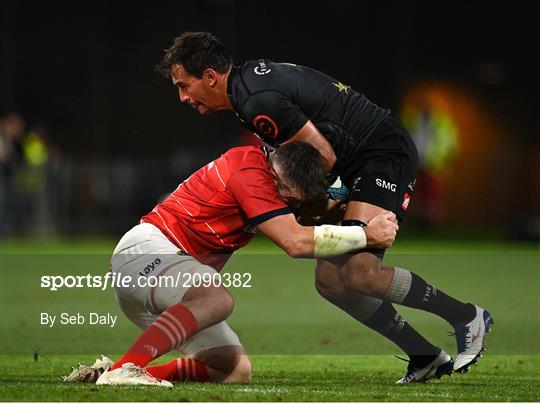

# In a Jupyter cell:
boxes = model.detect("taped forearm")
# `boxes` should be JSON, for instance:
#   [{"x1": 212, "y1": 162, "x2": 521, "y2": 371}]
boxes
[{"x1": 313, "y1": 225, "x2": 367, "y2": 257}]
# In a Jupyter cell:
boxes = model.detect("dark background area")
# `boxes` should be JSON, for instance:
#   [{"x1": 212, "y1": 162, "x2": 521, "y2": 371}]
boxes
[{"x1": 1, "y1": 0, "x2": 539, "y2": 237}]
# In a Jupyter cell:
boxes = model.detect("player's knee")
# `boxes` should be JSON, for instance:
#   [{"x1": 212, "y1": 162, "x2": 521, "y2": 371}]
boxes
[
  {"x1": 200, "y1": 350, "x2": 252, "y2": 383},
  {"x1": 315, "y1": 274, "x2": 346, "y2": 304},
  {"x1": 224, "y1": 355, "x2": 252, "y2": 383},
  {"x1": 339, "y1": 253, "x2": 381, "y2": 295},
  {"x1": 314, "y1": 261, "x2": 348, "y2": 305}
]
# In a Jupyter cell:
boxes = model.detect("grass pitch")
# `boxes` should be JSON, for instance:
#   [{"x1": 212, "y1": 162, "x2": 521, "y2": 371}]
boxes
[
  {"x1": 1, "y1": 354, "x2": 538, "y2": 401},
  {"x1": 1, "y1": 236, "x2": 539, "y2": 401}
]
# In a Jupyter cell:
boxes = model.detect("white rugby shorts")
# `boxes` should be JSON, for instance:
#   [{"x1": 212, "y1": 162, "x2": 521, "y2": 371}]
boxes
[{"x1": 110, "y1": 222, "x2": 242, "y2": 356}]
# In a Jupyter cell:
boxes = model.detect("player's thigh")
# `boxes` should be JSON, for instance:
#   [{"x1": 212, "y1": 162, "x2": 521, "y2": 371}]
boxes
[
  {"x1": 337, "y1": 250, "x2": 382, "y2": 282},
  {"x1": 315, "y1": 259, "x2": 347, "y2": 297},
  {"x1": 114, "y1": 288, "x2": 157, "y2": 331},
  {"x1": 315, "y1": 259, "x2": 368, "y2": 309},
  {"x1": 147, "y1": 259, "x2": 226, "y2": 314},
  {"x1": 111, "y1": 223, "x2": 218, "y2": 318}
]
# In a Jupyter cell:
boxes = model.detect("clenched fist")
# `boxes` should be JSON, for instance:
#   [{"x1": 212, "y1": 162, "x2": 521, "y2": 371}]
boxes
[{"x1": 364, "y1": 211, "x2": 399, "y2": 249}]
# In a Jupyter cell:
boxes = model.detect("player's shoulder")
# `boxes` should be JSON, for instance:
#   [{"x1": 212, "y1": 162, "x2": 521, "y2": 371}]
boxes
[
  {"x1": 240, "y1": 59, "x2": 298, "y2": 74},
  {"x1": 237, "y1": 59, "x2": 300, "y2": 91},
  {"x1": 222, "y1": 145, "x2": 268, "y2": 171}
]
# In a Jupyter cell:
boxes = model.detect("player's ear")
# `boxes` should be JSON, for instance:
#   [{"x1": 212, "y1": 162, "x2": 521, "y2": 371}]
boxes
[{"x1": 204, "y1": 68, "x2": 218, "y2": 87}]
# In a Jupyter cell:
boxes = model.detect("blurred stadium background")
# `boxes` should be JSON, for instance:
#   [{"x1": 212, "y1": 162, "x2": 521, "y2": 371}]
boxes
[
  {"x1": 1, "y1": 1, "x2": 538, "y2": 242},
  {"x1": 1, "y1": 3, "x2": 539, "y2": 401}
]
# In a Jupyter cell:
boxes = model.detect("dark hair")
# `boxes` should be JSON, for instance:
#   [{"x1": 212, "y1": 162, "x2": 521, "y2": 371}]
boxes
[
  {"x1": 156, "y1": 32, "x2": 232, "y2": 79},
  {"x1": 273, "y1": 142, "x2": 329, "y2": 204}
]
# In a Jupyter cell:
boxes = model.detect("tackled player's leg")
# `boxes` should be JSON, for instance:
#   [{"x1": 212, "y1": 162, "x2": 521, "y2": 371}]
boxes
[
  {"x1": 145, "y1": 332, "x2": 251, "y2": 383},
  {"x1": 95, "y1": 222, "x2": 250, "y2": 386},
  {"x1": 142, "y1": 277, "x2": 252, "y2": 383}
]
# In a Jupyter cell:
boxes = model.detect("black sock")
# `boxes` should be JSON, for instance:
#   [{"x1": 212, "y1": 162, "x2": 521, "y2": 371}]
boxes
[
  {"x1": 402, "y1": 272, "x2": 476, "y2": 326},
  {"x1": 363, "y1": 301, "x2": 440, "y2": 367}
]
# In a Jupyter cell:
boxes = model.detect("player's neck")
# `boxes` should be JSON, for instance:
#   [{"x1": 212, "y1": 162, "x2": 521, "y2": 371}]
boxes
[
  {"x1": 220, "y1": 69, "x2": 234, "y2": 111},
  {"x1": 210, "y1": 76, "x2": 233, "y2": 111}
]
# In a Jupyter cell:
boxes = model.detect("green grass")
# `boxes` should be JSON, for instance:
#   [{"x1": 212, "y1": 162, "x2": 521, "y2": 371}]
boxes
[
  {"x1": 1, "y1": 354, "x2": 538, "y2": 401},
  {"x1": 1, "y1": 237, "x2": 539, "y2": 401}
]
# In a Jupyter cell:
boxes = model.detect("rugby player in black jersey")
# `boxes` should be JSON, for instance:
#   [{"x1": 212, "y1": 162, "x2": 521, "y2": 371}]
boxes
[{"x1": 156, "y1": 31, "x2": 493, "y2": 383}]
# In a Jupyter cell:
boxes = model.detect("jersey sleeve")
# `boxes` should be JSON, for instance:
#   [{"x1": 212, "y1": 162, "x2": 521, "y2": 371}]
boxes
[
  {"x1": 242, "y1": 91, "x2": 309, "y2": 145},
  {"x1": 227, "y1": 167, "x2": 291, "y2": 225}
]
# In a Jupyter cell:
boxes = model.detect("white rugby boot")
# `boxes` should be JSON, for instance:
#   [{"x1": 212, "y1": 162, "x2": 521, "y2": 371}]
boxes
[
  {"x1": 62, "y1": 355, "x2": 114, "y2": 383},
  {"x1": 96, "y1": 362, "x2": 173, "y2": 387},
  {"x1": 452, "y1": 304, "x2": 494, "y2": 373},
  {"x1": 395, "y1": 349, "x2": 453, "y2": 384}
]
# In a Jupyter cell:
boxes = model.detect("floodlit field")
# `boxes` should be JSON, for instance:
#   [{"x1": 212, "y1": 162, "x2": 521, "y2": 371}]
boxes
[{"x1": 1, "y1": 236, "x2": 539, "y2": 401}]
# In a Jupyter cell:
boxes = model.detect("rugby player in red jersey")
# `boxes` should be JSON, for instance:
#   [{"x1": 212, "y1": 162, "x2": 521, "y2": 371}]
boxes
[{"x1": 64, "y1": 142, "x2": 398, "y2": 386}]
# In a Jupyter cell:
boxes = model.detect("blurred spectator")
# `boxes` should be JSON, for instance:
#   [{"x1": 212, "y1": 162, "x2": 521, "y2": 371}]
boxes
[
  {"x1": 0, "y1": 112, "x2": 26, "y2": 237},
  {"x1": 402, "y1": 102, "x2": 458, "y2": 228},
  {"x1": 15, "y1": 125, "x2": 59, "y2": 236}
]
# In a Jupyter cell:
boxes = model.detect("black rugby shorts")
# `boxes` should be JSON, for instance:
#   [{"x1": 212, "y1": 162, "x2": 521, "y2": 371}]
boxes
[{"x1": 343, "y1": 115, "x2": 419, "y2": 222}]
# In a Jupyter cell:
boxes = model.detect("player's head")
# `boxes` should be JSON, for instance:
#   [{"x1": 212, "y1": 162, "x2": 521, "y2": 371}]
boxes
[
  {"x1": 156, "y1": 32, "x2": 233, "y2": 114},
  {"x1": 270, "y1": 142, "x2": 328, "y2": 209}
]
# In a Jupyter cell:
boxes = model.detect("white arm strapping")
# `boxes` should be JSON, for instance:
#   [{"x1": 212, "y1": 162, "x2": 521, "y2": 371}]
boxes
[{"x1": 313, "y1": 225, "x2": 367, "y2": 258}]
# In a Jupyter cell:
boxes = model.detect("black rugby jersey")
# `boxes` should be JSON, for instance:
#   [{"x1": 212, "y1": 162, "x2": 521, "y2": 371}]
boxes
[{"x1": 226, "y1": 59, "x2": 390, "y2": 173}]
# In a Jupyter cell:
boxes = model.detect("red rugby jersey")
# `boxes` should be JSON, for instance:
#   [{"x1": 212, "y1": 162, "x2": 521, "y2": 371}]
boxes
[{"x1": 140, "y1": 146, "x2": 291, "y2": 270}]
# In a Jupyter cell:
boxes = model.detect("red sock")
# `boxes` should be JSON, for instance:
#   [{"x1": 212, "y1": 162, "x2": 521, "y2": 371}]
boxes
[
  {"x1": 112, "y1": 304, "x2": 198, "y2": 369},
  {"x1": 146, "y1": 358, "x2": 210, "y2": 382}
]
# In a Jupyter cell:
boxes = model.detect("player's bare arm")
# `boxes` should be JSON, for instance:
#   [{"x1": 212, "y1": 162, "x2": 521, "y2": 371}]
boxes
[
  {"x1": 282, "y1": 121, "x2": 337, "y2": 171},
  {"x1": 256, "y1": 211, "x2": 398, "y2": 259}
]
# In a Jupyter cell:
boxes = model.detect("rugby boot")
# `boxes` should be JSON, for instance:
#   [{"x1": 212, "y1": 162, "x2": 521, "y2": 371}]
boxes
[
  {"x1": 96, "y1": 362, "x2": 173, "y2": 387},
  {"x1": 62, "y1": 355, "x2": 114, "y2": 383},
  {"x1": 452, "y1": 305, "x2": 494, "y2": 373},
  {"x1": 395, "y1": 349, "x2": 453, "y2": 384}
]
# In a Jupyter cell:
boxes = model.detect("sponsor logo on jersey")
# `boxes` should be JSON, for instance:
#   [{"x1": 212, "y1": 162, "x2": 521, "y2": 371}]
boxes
[
  {"x1": 332, "y1": 81, "x2": 349, "y2": 94},
  {"x1": 138, "y1": 258, "x2": 162, "y2": 277},
  {"x1": 254, "y1": 60, "x2": 272, "y2": 75},
  {"x1": 402, "y1": 193, "x2": 411, "y2": 210},
  {"x1": 376, "y1": 178, "x2": 397, "y2": 192},
  {"x1": 253, "y1": 115, "x2": 279, "y2": 139},
  {"x1": 352, "y1": 176, "x2": 362, "y2": 192}
]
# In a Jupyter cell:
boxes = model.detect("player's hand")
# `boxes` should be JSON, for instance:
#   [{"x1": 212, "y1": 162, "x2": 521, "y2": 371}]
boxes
[
  {"x1": 296, "y1": 196, "x2": 346, "y2": 225},
  {"x1": 364, "y1": 211, "x2": 399, "y2": 249},
  {"x1": 319, "y1": 198, "x2": 347, "y2": 224}
]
